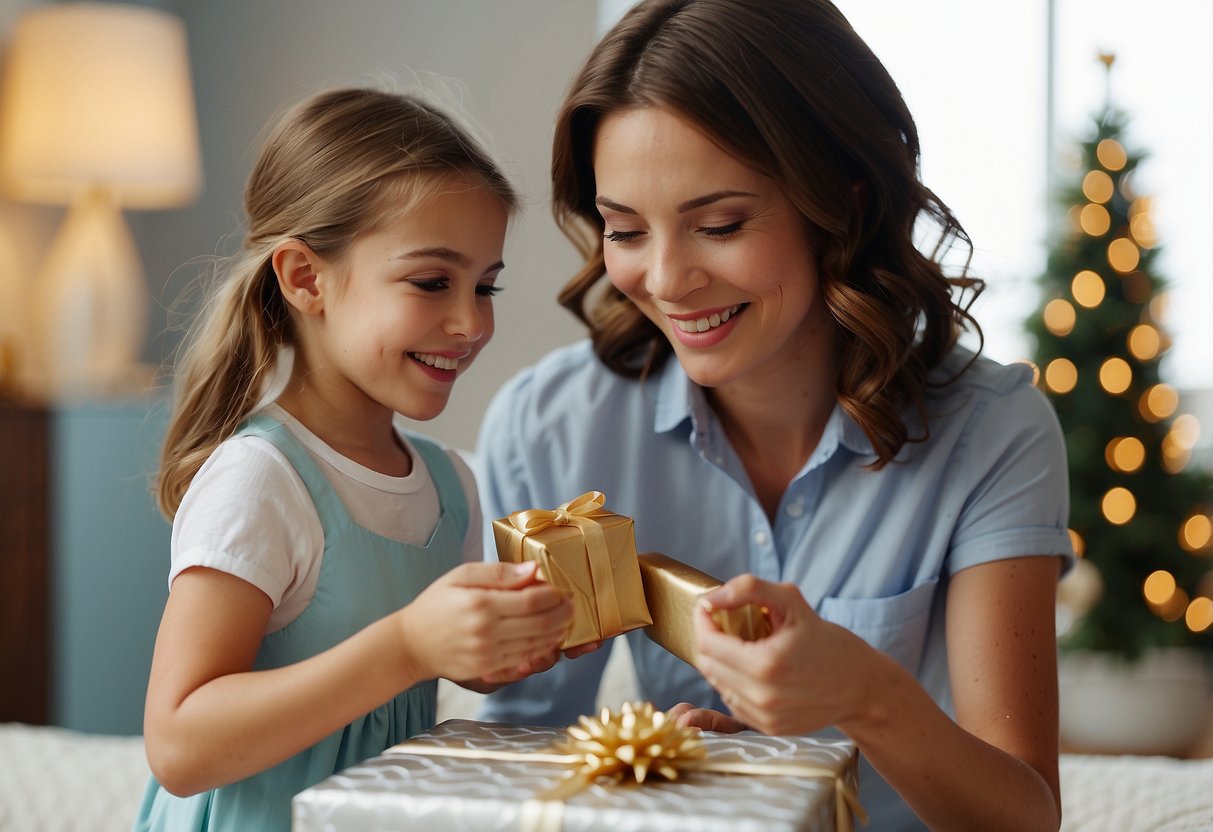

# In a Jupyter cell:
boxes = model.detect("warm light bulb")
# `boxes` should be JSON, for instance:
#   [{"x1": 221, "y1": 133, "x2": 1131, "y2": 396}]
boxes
[
  {"x1": 1159, "y1": 588, "x2": 1190, "y2": 622},
  {"x1": 1082, "y1": 170, "x2": 1114, "y2": 203},
  {"x1": 1045, "y1": 358, "x2": 1078, "y2": 394},
  {"x1": 1098, "y1": 357, "x2": 1132, "y2": 395},
  {"x1": 1105, "y1": 436, "x2": 1145, "y2": 473},
  {"x1": 1186, "y1": 597, "x2": 1213, "y2": 633},
  {"x1": 1107, "y1": 238, "x2": 1140, "y2": 273},
  {"x1": 1149, "y1": 293, "x2": 1170, "y2": 324},
  {"x1": 1139, "y1": 384, "x2": 1178, "y2": 422},
  {"x1": 1162, "y1": 434, "x2": 1191, "y2": 473},
  {"x1": 1068, "y1": 528, "x2": 1085, "y2": 557},
  {"x1": 1097, "y1": 138, "x2": 1127, "y2": 171},
  {"x1": 1102, "y1": 487, "x2": 1136, "y2": 525},
  {"x1": 1071, "y1": 270, "x2": 1105, "y2": 308},
  {"x1": 1180, "y1": 514, "x2": 1213, "y2": 552},
  {"x1": 1043, "y1": 299, "x2": 1076, "y2": 336},
  {"x1": 1143, "y1": 569, "x2": 1177, "y2": 605},
  {"x1": 1128, "y1": 324, "x2": 1161, "y2": 360},
  {"x1": 1171, "y1": 414, "x2": 1201, "y2": 449},
  {"x1": 1130, "y1": 213, "x2": 1156, "y2": 248},
  {"x1": 1080, "y1": 204, "x2": 1111, "y2": 236}
]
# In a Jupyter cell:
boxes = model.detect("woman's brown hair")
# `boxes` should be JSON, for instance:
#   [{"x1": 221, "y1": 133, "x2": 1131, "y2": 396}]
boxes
[
  {"x1": 156, "y1": 88, "x2": 518, "y2": 518},
  {"x1": 552, "y1": 0, "x2": 983, "y2": 467}
]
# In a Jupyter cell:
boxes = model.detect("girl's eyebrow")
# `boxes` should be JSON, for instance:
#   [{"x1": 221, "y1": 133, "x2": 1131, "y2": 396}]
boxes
[
  {"x1": 594, "y1": 190, "x2": 758, "y2": 215},
  {"x1": 394, "y1": 247, "x2": 504, "y2": 276}
]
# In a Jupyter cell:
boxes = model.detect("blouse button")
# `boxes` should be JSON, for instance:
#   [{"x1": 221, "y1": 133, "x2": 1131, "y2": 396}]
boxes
[
  {"x1": 786, "y1": 502, "x2": 804, "y2": 518},
  {"x1": 753, "y1": 530, "x2": 769, "y2": 546}
]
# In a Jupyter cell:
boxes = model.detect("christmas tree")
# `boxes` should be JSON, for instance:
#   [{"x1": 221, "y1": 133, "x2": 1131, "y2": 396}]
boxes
[{"x1": 1028, "y1": 56, "x2": 1213, "y2": 659}]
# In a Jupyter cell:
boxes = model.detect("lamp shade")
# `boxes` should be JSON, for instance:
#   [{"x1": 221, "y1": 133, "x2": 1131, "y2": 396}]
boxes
[{"x1": 0, "y1": 2, "x2": 202, "y2": 208}]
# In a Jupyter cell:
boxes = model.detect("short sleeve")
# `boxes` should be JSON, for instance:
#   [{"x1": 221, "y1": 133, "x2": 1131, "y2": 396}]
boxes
[
  {"x1": 948, "y1": 379, "x2": 1075, "y2": 574},
  {"x1": 170, "y1": 437, "x2": 324, "y2": 609}
]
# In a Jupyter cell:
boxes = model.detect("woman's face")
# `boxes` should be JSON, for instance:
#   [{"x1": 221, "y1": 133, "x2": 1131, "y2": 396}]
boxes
[{"x1": 592, "y1": 105, "x2": 834, "y2": 393}]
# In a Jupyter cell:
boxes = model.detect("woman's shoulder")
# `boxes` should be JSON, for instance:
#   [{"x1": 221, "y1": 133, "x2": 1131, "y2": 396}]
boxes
[{"x1": 921, "y1": 345, "x2": 1061, "y2": 443}]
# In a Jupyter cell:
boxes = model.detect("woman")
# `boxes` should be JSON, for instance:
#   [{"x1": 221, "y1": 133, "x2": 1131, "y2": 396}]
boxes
[{"x1": 478, "y1": 2, "x2": 1072, "y2": 829}]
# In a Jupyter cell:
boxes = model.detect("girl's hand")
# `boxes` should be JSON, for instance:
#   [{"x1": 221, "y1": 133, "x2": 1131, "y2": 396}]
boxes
[
  {"x1": 692, "y1": 574, "x2": 874, "y2": 736},
  {"x1": 466, "y1": 636, "x2": 607, "y2": 690},
  {"x1": 397, "y1": 561, "x2": 573, "y2": 683}
]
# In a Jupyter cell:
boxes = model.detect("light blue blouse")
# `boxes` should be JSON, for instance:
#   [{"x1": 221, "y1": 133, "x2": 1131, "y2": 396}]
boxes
[{"x1": 476, "y1": 340, "x2": 1073, "y2": 830}]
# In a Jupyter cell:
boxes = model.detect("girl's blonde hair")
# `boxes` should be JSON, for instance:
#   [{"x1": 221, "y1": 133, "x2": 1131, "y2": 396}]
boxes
[{"x1": 157, "y1": 88, "x2": 518, "y2": 518}]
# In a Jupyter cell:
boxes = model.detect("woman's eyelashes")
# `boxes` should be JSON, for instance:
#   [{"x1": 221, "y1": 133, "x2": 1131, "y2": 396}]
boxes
[
  {"x1": 476, "y1": 283, "x2": 504, "y2": 297},
  {"x1": 602, "y1": 221, "x2": 745, "y2": 243}
]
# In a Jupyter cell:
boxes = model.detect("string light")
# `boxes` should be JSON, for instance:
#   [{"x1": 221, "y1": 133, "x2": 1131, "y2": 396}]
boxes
[
  {"x1": 1162, "y1": 434, "x2": 1191, "y2": 473},
  {"x1": 1105, "y1": 436, "x2": 1145, "y2": 473},
  {"x1": 1180, "y1": 514, "x2": 1212, "y2": 552},
  {"x1": 1158, "y1": 588, "x2": 1190, "y2": 622},
  {"x1": 1143, "y1": 569, "x2": 1176, "y2": 605},
  {"x1": 1186, "y1": 597, "x2": 1213, "y2": 632},
  {"x1": 1068, "y1": 528, "x2": 1085, "y2": 558},
  {"x1": 1127, "y1": 324, "x2": 1161, "y2": 360},
  {"x1": 1122, "y1": 271, "x2": 1152, "y2": 304},
  {"x1": 1149, "y1": 292, "x2": 1169, "y2": 324},
  {"x1": 1096, "y1": 138, "x2": 1127, "y2": 171},
  {"x1": 1102, "y1": 486, "x2": 1136, "y2": 524},
  {"x1": 1045, "y1": 358, "x2": 1078, "y2": 394},
  {"x1": 1130, "y1": 213, "x2": 1157, "y2": 248},
  {"x1": 1071, "y1": 269, "x2": 1105, "y2": 307},
  {"x1": 1043, "y1": 299, "x2": 1076, "y2": 336},
  {"x1": 1080, "y1": 204, "x2": 1111, "y2": 236},
  {"x1": 1107, "y1": 238, "x2": 1140, "y2": 273},
  {"x1": 1082, "y1": 170, "x2": 1114, "y2": 203},
  {"x1": 1171, "y1": 414, "x2": 1201, "y2": 449},
  {"x1": 1098, "y1": 357, "x2": 1132, "y2": 395},
  {"x1": 1139, "y1": 384, "x2": 1179, "y2": 422}
]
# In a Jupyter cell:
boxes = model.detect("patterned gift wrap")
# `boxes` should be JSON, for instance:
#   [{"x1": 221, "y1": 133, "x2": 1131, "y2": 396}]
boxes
[{"x1": 293, "y1": 717, "x2": 860, "y2": 832}]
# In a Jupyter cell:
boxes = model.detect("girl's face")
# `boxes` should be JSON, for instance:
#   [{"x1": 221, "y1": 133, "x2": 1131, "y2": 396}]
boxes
[
  {"x1": 592, "y1": 106, "x2": 834, "y2": 393},
  {"x1": 315, "y1": 177, "x2": 507, "y2": 422}
]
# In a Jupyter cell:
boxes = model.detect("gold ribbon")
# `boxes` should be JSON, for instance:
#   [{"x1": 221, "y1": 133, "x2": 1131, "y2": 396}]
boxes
[
  {"x1": 506, "y1": 491, "x2": 623, "y2": 640},
  {"x1": 400, "y1": 703, "x2": 867, "y2": 832}
]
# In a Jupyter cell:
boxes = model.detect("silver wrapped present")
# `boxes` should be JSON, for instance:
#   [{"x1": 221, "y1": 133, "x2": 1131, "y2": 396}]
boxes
[{"x1": 293, "y1": 710, "x2": 861, "y2": 832}]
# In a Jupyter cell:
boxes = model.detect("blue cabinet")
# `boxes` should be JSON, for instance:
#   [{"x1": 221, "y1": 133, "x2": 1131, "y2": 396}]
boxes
[{"x1": 50, "y1": 398, "x2": 171, "y2": 735}]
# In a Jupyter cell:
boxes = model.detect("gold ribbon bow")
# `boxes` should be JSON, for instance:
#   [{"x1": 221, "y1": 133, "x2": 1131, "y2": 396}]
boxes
[
  {"x1": 401, "y1": 703, "x2": 867, "y2": 832},
  {"x1": 506, "y1": 491, "x2": 623, "y2": 640}
]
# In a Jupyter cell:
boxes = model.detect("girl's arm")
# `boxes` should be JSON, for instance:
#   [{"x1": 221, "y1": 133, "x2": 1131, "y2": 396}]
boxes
[
  {"x1": 689, "y1": 557, "x2": 1063, "y2": 832},
  {"x1": 144, "y1": 560, "x2": 570, "y2": 796}
]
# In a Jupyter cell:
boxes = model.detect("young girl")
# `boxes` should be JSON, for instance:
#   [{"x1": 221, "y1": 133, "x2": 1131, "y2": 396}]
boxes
[{"x1": 135, "y1": 88, "x2": 572, "y2": 831}]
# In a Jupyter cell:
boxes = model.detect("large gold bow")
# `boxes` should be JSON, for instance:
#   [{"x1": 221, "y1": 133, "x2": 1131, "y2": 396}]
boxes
[{"x1": 506, "y1": 491, "x2": 622, "y2": 640}]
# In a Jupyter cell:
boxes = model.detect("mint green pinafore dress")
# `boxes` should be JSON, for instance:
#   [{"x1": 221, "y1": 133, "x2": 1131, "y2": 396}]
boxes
[{"x1": 135, "y1": 416, "x2": 466, "y2": 831}]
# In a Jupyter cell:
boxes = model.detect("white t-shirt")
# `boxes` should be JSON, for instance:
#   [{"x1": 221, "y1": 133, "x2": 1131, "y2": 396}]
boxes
[{"x1": 169, "y1": 403, "x2": 482, "y2": 633}]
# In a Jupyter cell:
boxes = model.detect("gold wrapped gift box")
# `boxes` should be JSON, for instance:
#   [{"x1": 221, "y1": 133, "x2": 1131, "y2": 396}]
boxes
[
  {"x1": 639, "y1": 552, "x2": 772, "y2": 665},
  {"x1": 492, "y1": 492, "x2": 770, "y2": 660},
  {"x1": 492, "y1": 492, "x2": 652, "y2": 649}
]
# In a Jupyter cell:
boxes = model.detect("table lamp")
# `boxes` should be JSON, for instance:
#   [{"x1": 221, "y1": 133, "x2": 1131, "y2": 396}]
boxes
[{"x1": 0, "y1": 2, "x2": 201, "y2": 398}]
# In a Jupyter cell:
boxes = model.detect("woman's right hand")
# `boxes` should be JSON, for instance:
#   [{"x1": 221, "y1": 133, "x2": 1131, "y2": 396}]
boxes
[{"x1": 396, "y1": 561, "x2": 573, "y2": 683}]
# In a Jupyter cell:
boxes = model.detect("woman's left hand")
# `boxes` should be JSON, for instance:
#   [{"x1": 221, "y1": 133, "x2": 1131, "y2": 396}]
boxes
[{"x1": 692, "y1": 574, "x2": 874, "y2": 736}]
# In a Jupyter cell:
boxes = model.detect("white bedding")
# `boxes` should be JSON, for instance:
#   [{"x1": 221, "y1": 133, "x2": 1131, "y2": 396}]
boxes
[{"x1": 3, "y1": 721, "x2": 1212, "y2": 832}]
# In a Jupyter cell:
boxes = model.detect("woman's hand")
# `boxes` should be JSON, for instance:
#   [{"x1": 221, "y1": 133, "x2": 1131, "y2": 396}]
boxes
[
  {"x1": 397, "y1": 561, "x2": 573, "y2": 684},
  {"x1": 692, "y1": 574, "x2": 874, "y2": 736},
  {"x1": 666, "y1": 702, "x2": 748, "y2": 732}
]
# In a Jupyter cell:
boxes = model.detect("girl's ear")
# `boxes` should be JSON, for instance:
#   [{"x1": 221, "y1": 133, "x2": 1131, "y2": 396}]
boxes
[{"x1": 272, "y1": 240, "x2": 325, "y2": 316}]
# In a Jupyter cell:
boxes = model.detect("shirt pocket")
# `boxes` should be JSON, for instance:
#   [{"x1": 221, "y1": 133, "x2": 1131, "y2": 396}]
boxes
[{"x1": 817, "y1": 578, "x2": 939, "y2": 673}]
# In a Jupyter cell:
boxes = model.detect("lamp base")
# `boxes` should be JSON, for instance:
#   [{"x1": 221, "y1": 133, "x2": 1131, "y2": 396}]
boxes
[{"x1": 33, "y1": 187, "x2": 149, "y2": 399}]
